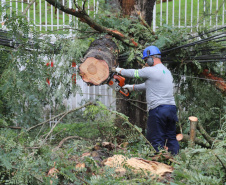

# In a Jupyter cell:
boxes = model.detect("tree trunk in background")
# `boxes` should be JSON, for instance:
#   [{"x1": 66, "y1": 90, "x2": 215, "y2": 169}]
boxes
[
  {"x1": 116, "y1": 93, "x2": 147, "y2": 134},
  {"x1": 79, "y1": 35, "x2": 119, "y2": 85},
  {"x1": 119, "y1": 0, "x2": 156, "y2": 26}
]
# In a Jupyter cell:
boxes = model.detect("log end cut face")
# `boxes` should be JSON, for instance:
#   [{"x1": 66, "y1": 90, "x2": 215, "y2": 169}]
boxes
[{"x1": 79, "y1": 57, "x2": 109, "y2": 85}]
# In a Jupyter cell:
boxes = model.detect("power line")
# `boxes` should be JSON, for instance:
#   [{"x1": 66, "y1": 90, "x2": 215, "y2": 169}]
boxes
[{"x1": 173, "y1": 73, "x2": 226, "y2": 83}]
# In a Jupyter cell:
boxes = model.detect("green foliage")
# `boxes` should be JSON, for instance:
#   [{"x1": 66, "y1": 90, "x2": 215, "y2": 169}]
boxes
[
  {"x1": 173, "y1": 120, "x2": 226, "y2": 184},
  {"x1": 173, "y1": 146, "x2": 225, "y2": 184}
]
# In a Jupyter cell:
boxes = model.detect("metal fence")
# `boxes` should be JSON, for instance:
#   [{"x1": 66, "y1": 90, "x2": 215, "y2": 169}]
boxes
[
  {"x1": 153, "y1": 0, "x2": 225, "y2": 31},
  {"x1": 1, "y1": 0, "x2": 225, "y2": 31}
]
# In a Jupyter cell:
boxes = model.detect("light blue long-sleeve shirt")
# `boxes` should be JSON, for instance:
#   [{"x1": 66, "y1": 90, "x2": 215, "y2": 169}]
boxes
[{"x1": 121, "y1": 63, "x2": 176, "y2": 111}]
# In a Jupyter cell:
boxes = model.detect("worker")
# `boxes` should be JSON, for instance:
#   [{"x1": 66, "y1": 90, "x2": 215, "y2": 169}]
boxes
[{"x1": 112, "y1": 46, "x2": 179, "y2": 155}]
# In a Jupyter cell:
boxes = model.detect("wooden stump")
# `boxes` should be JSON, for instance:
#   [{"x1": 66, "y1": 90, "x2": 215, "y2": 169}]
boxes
[
  {"x1": 79, "y1": 36, "x2": 119, "y2": 85},
  {"x1": 189, "y1": 116, "x2": 198, "y2": 147}
]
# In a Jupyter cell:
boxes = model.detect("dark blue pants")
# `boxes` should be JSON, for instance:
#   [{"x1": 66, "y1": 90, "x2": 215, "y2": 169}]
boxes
[{"x1": 147, "y1": 105, "x2": 179, "y2": 155}]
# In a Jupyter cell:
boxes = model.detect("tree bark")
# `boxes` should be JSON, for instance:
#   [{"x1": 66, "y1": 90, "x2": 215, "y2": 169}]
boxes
[
  {"x1": 189, "y1": 116, "x2": 198, "y2": 147},
  {"x1": 197, "y1": 121, "x2": 214, "y2": 146},
  {"x1": 119, "y1": 0, "x2": 156, "y2": 26},
  {"x1": 79, "y1": 36, "x2": 119, "y2": 85}
]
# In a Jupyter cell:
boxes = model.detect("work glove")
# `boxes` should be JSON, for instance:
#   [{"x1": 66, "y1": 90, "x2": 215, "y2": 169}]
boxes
[
  {"x1": 122, "y1": 84, "x2": 134, "y2": 92},
  {"x1": 111, "y1": 67, "x2": 123, "y2": 73}
]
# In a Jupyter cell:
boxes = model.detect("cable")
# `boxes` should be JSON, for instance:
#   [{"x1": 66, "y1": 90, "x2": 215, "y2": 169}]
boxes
[
  {"x1": 162, "y1": 32, "x2": 226, "y2": 53},
  {"x1": 173, "y1": 73, "x2": 226, "y2": 83},
  {"x1": 182, "y1": 26, "x2": 226, "y2": 42}
]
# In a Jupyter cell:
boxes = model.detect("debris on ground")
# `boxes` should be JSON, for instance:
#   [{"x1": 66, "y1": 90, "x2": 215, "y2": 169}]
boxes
[{"x1": 103, "y1": 154, "x2": 173, "y2": 178}]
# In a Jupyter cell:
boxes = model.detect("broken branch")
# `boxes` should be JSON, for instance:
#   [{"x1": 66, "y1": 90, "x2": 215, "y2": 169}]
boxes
[
  {"x1": 181, "y1": 134, "x2": 210, "y2": 148},
  {"x1": 45, "y1": 0, "x2": 139, "y2": 47},
  {"x1": 22, "y1": 0, "x2": 36, "y2": 15},
  {"x1": 26, "y1": 102, "x2": 93, "y2": 132},
  {"x1": 197, "y1": 121, "x2": 214, "y2": 146}
]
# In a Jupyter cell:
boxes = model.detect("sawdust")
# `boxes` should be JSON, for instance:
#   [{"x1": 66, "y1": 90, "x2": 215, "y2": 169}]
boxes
[{"x1": 104, "y1": 154, "x2": 173, "y2": 178}]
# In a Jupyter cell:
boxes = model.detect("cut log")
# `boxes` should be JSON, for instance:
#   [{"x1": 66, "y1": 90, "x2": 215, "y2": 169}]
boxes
[
  {"x1": 79, "y1": 36, "x2": 119, "y2": 85},
  {"x1": 189, "y1": 116, "x2": 198, "y2": 147}
]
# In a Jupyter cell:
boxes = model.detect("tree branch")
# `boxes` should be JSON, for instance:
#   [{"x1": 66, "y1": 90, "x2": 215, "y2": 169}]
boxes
[
  {"x1": 45, "y1": 0, "x2": 139, "y2": 47},
  {"x1": 0, "y1": 126, "x2": 22, "y2": 129},
  {"x1": 196, "y1": 121, "x2": 214, "y2": 146},
  {"x1": 26, "y1": 102, "x2": 93, "y2": 132},
  {"x1": 52, "y1": 136, "x2": 86, "y2": 152},
  {"x1": 181, "y1": 134, "x2": 210, "y2": 148},
  {"x1": 22, "y1": 0, "x2": 36, "y2": 15}
]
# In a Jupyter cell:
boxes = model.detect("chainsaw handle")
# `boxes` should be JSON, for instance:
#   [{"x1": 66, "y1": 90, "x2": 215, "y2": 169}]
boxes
[{"x1": 119, "y1": 89, "x2": 129, "y2": 97}]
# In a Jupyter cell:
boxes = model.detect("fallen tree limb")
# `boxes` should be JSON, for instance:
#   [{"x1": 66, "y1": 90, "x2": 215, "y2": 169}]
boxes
[
  {"x1": 40, "y1": 102, "x2": 93, "y2": 146},
  {"x1": 212, "y1": 152, "x2": 226, "y2": 173},
  {"x1": 43, "y1": 112, "x2": 68, "y2": 142},
  {"x1": 57, "y1": 136, "x2": 82, "y2": 148},
  {"x1": 0, "y1": 126, "x2": 22, "y2": 130},
  {"x1": 196, "y1": 121, "x2": 214, "y2": 146},
  {"x1": 53, "y1": 136, "x2": 85, "y2": 152},
  {"x1": 26, "y1": 102, "x2": 93, "y2": 132},
  {"x1": 45, "y1": 0, "x2": 139, "y2": 47},
  {"x1": 22, "y1": 0, "x2": 36, "y2": 15},
  {"x1": 181, "y1": 134, "x2": 210, "y2": 148}
]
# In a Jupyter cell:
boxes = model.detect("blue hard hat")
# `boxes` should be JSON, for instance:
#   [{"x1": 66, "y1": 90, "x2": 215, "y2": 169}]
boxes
[{"x1": 142, "y1": 46, "x2": 161, "y2": 59}]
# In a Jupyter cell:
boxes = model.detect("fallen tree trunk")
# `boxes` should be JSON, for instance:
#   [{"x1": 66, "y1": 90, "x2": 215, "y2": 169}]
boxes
[{"x1": 79, "y1": 35, "x2": 119, "y2": 85}]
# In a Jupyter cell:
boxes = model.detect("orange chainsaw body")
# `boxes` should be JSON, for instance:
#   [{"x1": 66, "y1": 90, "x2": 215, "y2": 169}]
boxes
[{"x1": 108, "y1": 75, "x2": 129, "y2": 97}]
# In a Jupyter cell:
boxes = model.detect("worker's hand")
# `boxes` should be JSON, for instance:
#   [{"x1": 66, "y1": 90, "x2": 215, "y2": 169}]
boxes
[
  {"x1": 111, "y1": 67, "x2": 123, "y2": 73},
  {"x1": 122, "y1": 84, "x2": 134, "y2": 92}
]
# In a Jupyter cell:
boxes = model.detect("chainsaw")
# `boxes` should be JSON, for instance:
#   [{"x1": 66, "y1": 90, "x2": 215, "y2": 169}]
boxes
[{"x1": 107, "y1": 73, "x2": 129, "y2": 97}]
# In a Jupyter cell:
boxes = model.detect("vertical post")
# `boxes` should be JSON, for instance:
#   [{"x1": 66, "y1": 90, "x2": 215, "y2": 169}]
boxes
[
  {"x1": 172, "y1": 0, "x2": 174, "y2": 26},
  {"x1": 16, "y1": 0, "x2": 18, "y2": 15},
  {"x1": 57, "y1": 5, "x2": 59, "y2": 30},
  {"x1": 63, "y1": 0, "x2": 65, "y2": 29},
  {"x1": 210, "y1": 0, "x2": 212, "y2": 26},
  {"x1": 160, "y1": 0, "x2": 162, "y2": 26},
  {"x1": 51, "y1": 2, "x2": 53, "y2": 31},
  {"x1": 27, "y1": 0, "x2": 30, "y2": 22},
  {"x1": 185, "y1": 0, "x2": 187, "y2": 27},
  {"x1": 203, "y1": 0, "x2": 206, "y2": 26},
  {"x1": 33, "y1": 0, "x2": 36, "y2": 27},
  {"x1": 189, "y1": 116, "x2": 198, "y2": 147},
  {"x1": 45, "y1": 1, "x2": 47, "y2": 31},
  {"x1": 222, "y1": 2, "x2": 225, "y2": 26},
  {"x1": 153, "y1": 1, "x2": 156, "y2": 32},
  {"x1": 166, "y1": 0, "x2": 168, "y2": 25},
  {"x1": 39, "y1": 0, "x2": 42, "y2": 31},
  {"x1": 179, "y1": 0, "x2": 181, "y2": 28},
  {"x1": 21, "y1": 0, "x2": 23, "y2": 13},
  {"x1": 216, "y1": 0, "x2": 218, "y2": 27},
  {"x1": 191, "y1": 0, "x2": 193, "y2": 32},
  {"x1": 1, "y1": 0, "x2": 6, "y2": 28},
  {"x1": 69, "y1": 0, "x2": 72, "y2": 36},
  {"x1": 197, "y1": 0, "x2": 199, "y2": 31}
]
